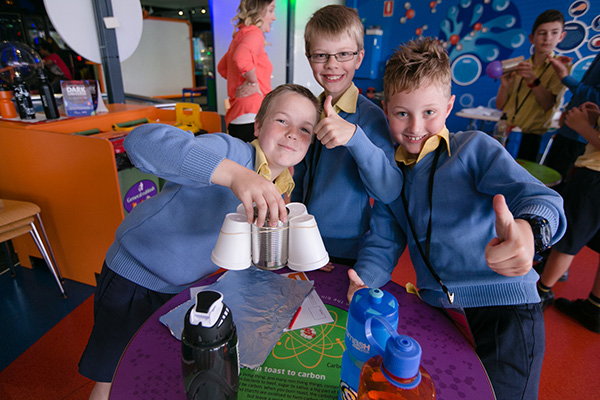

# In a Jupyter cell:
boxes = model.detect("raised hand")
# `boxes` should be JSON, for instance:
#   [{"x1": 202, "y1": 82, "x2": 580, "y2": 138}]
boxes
[
  {"x1": 485, "y1": 194, "x2": 534, "y2": 276},
  {"x1": 314, "y1": 95, "x2": 357, "y2": 149},
  {"x1": 548, "y1": 56, "x2": 572, "y2": 80}
]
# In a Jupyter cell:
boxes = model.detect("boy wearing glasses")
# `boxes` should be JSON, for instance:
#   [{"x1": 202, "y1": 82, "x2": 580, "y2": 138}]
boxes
[{"x1": 292, "y1": 5, "x2": 400, "y2": 267}]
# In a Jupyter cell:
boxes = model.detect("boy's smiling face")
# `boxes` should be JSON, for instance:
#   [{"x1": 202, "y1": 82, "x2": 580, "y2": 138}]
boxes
[
  {"x1": 307, "y1": 34, "x2": 364, "y2": 104},
  {"x1": 384, "y1": 83, "x2": 455, "y2": 157},
  {"x1": 530, "y1": 21, "x2": 565, "y2": 56},
  {"x1": 255, "y1": 92, "x2": 316, "y2": 176}
]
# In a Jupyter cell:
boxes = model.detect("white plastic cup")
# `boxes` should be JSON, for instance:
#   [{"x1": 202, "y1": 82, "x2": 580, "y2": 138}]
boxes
[
  {"x1": 211, "y1": 213, "x2": 252, "y2": 270},
  {"x1": 287, "y1": 214, "x2": 329, "y2": 271},
  {"x1": 236, "y1": 203, "x2": 246, "y2": 216},
  {"x1": 286, "y1": 202, "x2": 308, "y2": 220}
]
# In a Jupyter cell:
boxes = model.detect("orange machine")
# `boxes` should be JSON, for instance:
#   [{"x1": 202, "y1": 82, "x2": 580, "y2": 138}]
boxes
[{"x1": 0, "y1": 104, "x2": 222, "y2": 286}]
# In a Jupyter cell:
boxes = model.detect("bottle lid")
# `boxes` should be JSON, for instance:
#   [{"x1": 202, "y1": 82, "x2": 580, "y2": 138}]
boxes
[
  {"x1": 383, "y1": 335, "x2": 422, "y2": 380},
  {"x1": 349, "y1": 287, "x2": 399, "y2": 323},
  {"x1": 183, "y1": 290, "x2": 235, "y2": 347}
]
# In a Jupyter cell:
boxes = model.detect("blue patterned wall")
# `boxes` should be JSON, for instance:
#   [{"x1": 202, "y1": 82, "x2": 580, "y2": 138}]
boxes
[{"x1": 348, "y1": 0, "x2": 600, "y2": 134}]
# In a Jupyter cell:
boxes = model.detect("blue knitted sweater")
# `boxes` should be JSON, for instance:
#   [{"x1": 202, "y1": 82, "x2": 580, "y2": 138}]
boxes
[
  {"x1": 354, "y1": 131, "x2": 566, "y2": 308},
  {"x1": 291, "y1": 94, "x2": 401, "y2": 259},
  {"x1": 106, "y1": 125, "x2": 255, "y2": 293}
]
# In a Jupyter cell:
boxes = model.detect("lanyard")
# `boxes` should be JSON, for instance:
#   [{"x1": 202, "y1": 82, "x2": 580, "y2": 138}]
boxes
[
  {"x1": 303, "y1": 96, "x2": 328, "y2": 205},
  {"x1": 399, "y1": 145, "x2": 454, "y2": 304},
  {"x1": 512, "y1": 61, "x2": 552, "y2": 123},
  {"x1": 303, "y1": 140, "x2": 322, "y2": 205}
]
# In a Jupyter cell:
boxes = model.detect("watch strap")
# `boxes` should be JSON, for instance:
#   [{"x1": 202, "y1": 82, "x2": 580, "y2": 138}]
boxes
[{"x1": 528, "y1": 78, "x2": 541, "y2": 88}]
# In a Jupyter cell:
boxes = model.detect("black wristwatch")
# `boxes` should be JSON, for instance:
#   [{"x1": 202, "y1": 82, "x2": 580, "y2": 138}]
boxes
[
  {"x1": 528, "y1": 78, "x2": 541, "y2": 88},
  {"x1": 519, "y1": 214, "x2": 552, "y2": 253}
]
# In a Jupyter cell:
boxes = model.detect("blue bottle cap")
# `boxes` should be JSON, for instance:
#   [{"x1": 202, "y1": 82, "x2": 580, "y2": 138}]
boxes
[
  {"x1": 349, "y1": 288, "x2": 398, "y2": 324},
  {"x1": 383, "y1": 335, "x2": 422, "y2": 387}
]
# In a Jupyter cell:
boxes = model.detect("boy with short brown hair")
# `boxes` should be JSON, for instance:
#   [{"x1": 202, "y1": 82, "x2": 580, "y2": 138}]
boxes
[
  {"x1": 79, "y1": 84, "x2": 321, "y2": 399},
  {"x1": 495, "y1": 9, "x2": 570, "y2": 161},
  {"x1": 349, "y1": 38, "x2": 566, "y2": 400},
  {"x1": 292, "y1": 5, "x2": 400, "y2": 266}
]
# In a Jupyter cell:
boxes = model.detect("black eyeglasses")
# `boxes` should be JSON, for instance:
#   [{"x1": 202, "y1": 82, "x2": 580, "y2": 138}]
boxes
[{"x1": 306, "y1": 51, "x2": 359, "y2": 63}]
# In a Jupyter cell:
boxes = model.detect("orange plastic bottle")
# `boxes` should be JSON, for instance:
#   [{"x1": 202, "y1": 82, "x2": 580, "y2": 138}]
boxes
[
  {"x1": 357, "y1": 317, "x2": 435, "y2": 399},
  {"x1": 0, "y1": 84, "x2": 17, "y2": 118}
]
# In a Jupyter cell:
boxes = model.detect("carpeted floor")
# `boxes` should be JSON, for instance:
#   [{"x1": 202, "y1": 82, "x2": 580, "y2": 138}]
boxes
[{"x1": 0, "y1": 247, "x2": 598, "y2": 399}]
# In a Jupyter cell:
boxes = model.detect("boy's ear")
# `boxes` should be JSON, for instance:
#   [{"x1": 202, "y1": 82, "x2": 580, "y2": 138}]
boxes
[
  {"x1": 558, "y1": 29, "x2": 566, "y2": 43},
  {"x1": 254, "y1": 121, "x2": 261, "y2": 138},
  {"x1": 528, "y1": 33, "x2": 534, "y2": 44},
  {"x1": 382, "y1": 100, "x2": 388, "y2": 118},
  {"x1": 354, "y1": 49, "x2": 365, "y2": 70},
  {"x1": 445, "y1": 95, "x2": 456, "y2": 118}
]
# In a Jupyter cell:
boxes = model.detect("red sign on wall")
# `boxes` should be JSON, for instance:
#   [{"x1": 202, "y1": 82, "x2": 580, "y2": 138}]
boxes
[{"x1": 384, "y1": 1, "x2": 394, "y2": 17}]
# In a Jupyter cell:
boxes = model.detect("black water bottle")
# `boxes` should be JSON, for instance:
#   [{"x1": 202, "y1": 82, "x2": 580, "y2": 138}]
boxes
[
  {"x1": 37, "y1": 69, "x2": 59, "y2": 120},
  {"x1": 12, "y1": 72, "x2": 36, "y2": 120},
  {"x1": 182, "y1": 290, "x2": 239, "y2": 400}
]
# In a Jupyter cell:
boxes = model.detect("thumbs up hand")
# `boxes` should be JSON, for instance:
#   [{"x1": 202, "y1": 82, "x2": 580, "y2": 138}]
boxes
[
  {"x1": 485, "y1": 194, "x2": 535, "y2": 276},
  {"x1": 314, "y1": 95, "x2": 357, "y2": 149}
]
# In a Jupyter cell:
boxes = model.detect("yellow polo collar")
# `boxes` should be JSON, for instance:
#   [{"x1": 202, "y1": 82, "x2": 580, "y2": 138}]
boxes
[
  {"x1": 395, "y1": 127, "x2": 451, "y2": 166},
  {"x1": 251, "y1": 139, "x2": 295, "y2": 195}
]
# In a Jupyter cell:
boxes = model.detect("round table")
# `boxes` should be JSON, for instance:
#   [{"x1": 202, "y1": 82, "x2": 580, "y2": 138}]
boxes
[
  {"x1": 110, "y1": 265, "x2": 494, "y2": 399},
  {"x1": 516, "y1": 159, "x2": 562, "y2": 187}
]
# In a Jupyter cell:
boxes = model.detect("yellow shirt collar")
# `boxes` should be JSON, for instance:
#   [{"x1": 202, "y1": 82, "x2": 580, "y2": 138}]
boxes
[
  {"x1": 318, "y1": 84, "x2": 358, "y2": 116},
  {"x1": 395, "y1": 127, "x2": 451, "y2": 166},
  {"x1": 251, "y1": 139, "x2": 295, "y2": 195}
]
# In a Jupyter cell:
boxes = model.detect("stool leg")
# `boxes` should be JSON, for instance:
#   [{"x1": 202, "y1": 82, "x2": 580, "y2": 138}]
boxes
[
  {"x1": 29, "y1": 222, "x2": 67, "y2": 298},
  {"x1": 35, "y1": 214, "x2": 63, "y2": 281},
  {"x1": 2, "y1": 241, "x2": 17, "y2": 276}
]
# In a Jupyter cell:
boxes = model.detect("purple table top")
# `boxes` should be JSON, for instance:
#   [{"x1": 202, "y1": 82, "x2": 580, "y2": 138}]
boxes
[{"x1": 110, "y1": 265, "x2": 494, "y2": 399}]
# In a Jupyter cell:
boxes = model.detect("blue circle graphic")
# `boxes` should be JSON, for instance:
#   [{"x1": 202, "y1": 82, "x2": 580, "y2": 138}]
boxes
[
  {"x1": 452, "y1": 55, "x2": 482, "y2": 86},
  {"x1": 557, "y1": 21, "x2": 587, "y2": 52}
]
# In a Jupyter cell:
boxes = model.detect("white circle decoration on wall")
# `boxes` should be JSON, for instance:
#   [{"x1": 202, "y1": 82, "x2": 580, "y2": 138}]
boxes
[{"x1": 43, "y1": 0, "x2": 143, "y2": 64}]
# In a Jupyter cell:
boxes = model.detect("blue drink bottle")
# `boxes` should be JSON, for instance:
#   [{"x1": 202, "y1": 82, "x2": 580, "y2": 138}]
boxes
[
  {"x1": 339, "y1": 288, "x2": 399, "y2": 400},
  {"x1": 357, "y1": 316, "x2": 435, "y2": 399}
]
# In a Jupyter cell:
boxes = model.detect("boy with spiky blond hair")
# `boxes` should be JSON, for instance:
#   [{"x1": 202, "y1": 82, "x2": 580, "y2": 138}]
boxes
[{"x1": 349, "y1": 38, "x2": 566, "y2": 400}]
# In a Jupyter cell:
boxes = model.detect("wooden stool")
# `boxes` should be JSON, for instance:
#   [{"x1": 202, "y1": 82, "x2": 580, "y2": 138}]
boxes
[{"x1": 0, "y1": 199, "x2": 66, "y2": 298}]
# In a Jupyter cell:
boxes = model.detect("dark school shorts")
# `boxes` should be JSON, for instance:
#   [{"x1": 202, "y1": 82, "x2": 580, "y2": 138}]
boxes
[
  {"x1": 78, "y1": 263, "x2": 175, "y2": 382},
  {"x1": 465, "y1": 302, "x2": 545, "y2": 400},
  {"x1": 553, "y1": 167, "x2": 600, "y2": 255}
]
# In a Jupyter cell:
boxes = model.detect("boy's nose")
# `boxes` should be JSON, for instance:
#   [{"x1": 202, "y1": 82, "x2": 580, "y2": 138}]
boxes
[
  {"x1": 408, "y1": 117, "x2": 422, "y2": 133},
  {"x1": 324, "y1": 55, "x2": 339, "y2": 66},
  {"x1": 286, "y1": 128, "x2": 298, "y2": 140}
]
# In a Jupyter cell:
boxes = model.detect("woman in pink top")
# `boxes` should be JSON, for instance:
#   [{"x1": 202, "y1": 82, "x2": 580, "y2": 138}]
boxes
[{"x1": 217, "y1": 0, "x2": 276, "y2": 142}]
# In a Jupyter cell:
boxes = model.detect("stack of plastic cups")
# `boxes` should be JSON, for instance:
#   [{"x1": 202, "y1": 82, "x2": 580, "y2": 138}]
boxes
[{"x1": 339, "y1": 288, "x2": 399, "y2": 399}]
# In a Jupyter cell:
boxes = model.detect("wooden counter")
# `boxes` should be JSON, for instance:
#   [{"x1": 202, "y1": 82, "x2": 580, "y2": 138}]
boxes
[{"x1": 0, "y1": 104, "x2": 222, "y2": 286}]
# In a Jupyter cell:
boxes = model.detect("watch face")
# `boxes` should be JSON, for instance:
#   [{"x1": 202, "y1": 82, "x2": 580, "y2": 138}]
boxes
[{"x1": 540, "y1": 222, "x2": 552, "y2": 249}]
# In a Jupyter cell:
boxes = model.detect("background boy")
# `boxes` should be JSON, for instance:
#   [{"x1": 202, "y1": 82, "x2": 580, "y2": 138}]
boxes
[
  {"x1": 495, "y1": 9, "x2": 568, "y2": 162},
  {"x1": 292, "y1": 5, "x2": 400, "y2": 266},
  {"x1": 78, "y1": 84, "x2": 320, "y2": 400},
  {"x1": 348, "y1": 38, "x2": 566, "y2": 400},
  {"x1": 537, "y1": 101, "x2": 600, "y2": 333},
  {"x1": 543, "y1": 52, "x2": 600, "y2": 194}
]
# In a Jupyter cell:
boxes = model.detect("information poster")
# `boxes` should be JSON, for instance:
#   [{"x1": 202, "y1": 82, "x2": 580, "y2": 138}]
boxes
[{"x1": 238, "y1": 304, "x2": 347, "y2": 400}]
